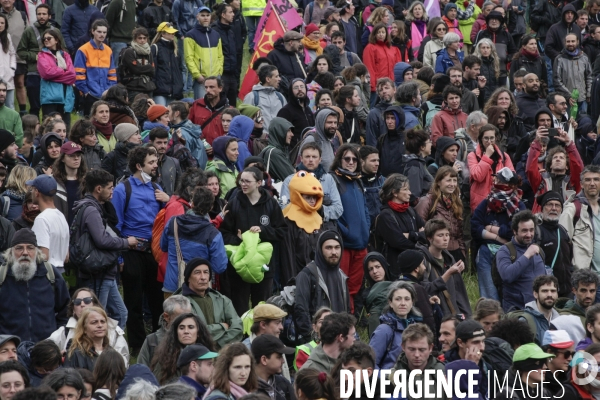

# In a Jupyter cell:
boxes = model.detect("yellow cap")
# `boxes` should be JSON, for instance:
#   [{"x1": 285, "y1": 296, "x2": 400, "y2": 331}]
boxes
[{"x1": 157, "y1": 22, "x2": 178, "y2": 34}]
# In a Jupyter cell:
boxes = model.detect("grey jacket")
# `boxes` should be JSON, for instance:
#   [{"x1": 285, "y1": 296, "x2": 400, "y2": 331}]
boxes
[
  {"x1": 280, "y1": 172, "x2": 343, "y2": 222},
  {"x1": 553, "y1": 49, "x2": 592, "y2": 101},
  {"x1": 454, "y1": 128, "x2": 476, "y2": 162},
  {"x1": 299, "y1": 108, "x2": 338, "y2": 172},
  {"x1": 243, "y1": 84, "x2": 287, "y2": 130}
]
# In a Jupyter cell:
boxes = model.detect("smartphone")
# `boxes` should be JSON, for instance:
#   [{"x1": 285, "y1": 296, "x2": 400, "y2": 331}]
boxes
[{"x1": 547, "y1": 128, "x2": 559, "y2": 138}]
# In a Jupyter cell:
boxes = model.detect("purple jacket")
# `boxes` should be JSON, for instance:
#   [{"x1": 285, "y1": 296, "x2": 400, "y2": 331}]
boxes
[{"x1": 37, "y1": 48, "x2": 76, "y2": 85}]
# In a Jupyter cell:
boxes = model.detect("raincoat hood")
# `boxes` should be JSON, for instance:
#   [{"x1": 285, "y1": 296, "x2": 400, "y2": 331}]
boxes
[
  {"x1": 228, "y1": 115, "x2": 255, "y2": 142},
  {"x1": 363, "y1": 251, "x2": 391, "y2": 286},
  {"x1": 212, "y1": 136, "x2": 238, "y2": 171},
  {"x1": 434, "y1": 136, "x2": 460, "y2": 166},
  {"x1": 267, "y1": 117, "x2": 294, "y2": 150},
  {"x1": 534, "y1": 107, "x2": 553, "y2": 128},
  {"x1": 383, "y1": 105, "x2": 406, "y2": 132},
  {"x1": 315, "y1": 108, "x2": 338, "y2": 140},
  {"x1": 39, "y1": 132, "x2": 63, "y2": 162},
  {"x1": 282, "y1": 171, "x2": 324, "y2": 233},
  {"x1": 394, "y1": 62, "x2": 413, "y2": 86}
]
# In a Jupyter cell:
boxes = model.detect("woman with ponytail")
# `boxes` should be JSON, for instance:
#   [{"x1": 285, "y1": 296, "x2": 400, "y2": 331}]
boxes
[
  {"x1": 373, "y1": 173, "x2": 426, "y2": 280},
  {"x1": 294, "y1": 369, "x2": 337, "y2": 400}
]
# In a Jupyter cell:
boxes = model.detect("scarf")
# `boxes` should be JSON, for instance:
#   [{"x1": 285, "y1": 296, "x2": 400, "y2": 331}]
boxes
[
  {"x1": 441, "y1": 194, "x2": 452, "y2": 210},
  {"x1": 131, "y1": 41, "x2": 151, "y2": 55},
  {"x1": 565, "y1": 47, "x2": 580, "y2": 57},
  {"x1": 411, "y1": 20, "x2": 426, "y2": 58},
  {"x1": 486, "y1": 184, "x2": 522, "y2": 218},
  {"x1": 3, "y1": 189, "x2": 25, "y2": 201},
  {"x1": 297, "y1": 162, "x2": 326, "y2": 179},
  {"x1": 204, "y1": 383, "x2": 248, "y2": 400},
  {"x1": 388, "y1": 200, "x2": 410, "y2": 213},
  {"x1": 301, "y1": 36, "x2": 323, "y2": 54},
  {"x1": 51, "y1": 49, "x2": 67, "y2": 70},
  {"x1": 22, "y1": 203, "x2": 40, "y2": 224},
  {"x1": 92, "y1": 119, "x2": 113, "y2": 140},
  {"x1": 334, "y1": 168, "x2": 361, "y2": 181},
  {"x1": 520, "y1": 48, "x2": 540, "y2": 60}
]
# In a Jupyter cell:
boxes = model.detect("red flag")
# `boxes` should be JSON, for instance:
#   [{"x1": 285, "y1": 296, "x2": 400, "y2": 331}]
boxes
[{"x1": 239, "y1": 9, "x2": 285, "y2": 100}]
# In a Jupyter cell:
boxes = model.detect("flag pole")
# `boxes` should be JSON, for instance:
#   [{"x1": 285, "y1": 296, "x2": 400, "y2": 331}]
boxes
[{"x1": 270, "y1": 0, "x2": 288, "y2": 32}]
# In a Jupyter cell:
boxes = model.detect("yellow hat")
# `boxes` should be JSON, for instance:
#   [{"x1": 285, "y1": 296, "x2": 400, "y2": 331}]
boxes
[{"x1": 157, "y1": 22, "x2": 178, "y2": 34}]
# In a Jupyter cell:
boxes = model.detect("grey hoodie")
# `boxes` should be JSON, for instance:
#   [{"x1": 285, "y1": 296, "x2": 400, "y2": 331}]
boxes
[
  {"x1": 524, "y1": 300, "x2": 560, "y2": 320},
  {"x1": 300, "y1": 108, "x2": 337, "y2": 171}
]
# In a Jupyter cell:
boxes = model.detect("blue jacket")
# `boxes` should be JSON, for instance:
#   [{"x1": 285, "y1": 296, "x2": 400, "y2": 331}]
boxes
[
  {"x1": 61, "y1": 2, "x2": 97, "y2": 53},
  {"x1": 471, "y1": 198, "x2": 526, "y2": 246},
  {"x1": 434, "y1": 48, "x2": 465, "y2": 74},
  {"x1": 171, "y1": 119, "x2": 208, "y2": 170},
  {"x1": 179, "y1": 376, "x2": 208, "y2": 400},
  {"x1": 401, "y1": 104, "x2": 421, "y2": 130},
  {"x1": 393, "y1": 62, "x2": 413, "y2": 86},
  {"x1": 113, "y1": 177, "x2": 164, "y2": 240},
  {"x1": 74, "y1": 40, "x2": 117, "y2": 98},
  {"x1": 160, "y1": 213, "x2": 228, "y2": 293},
  {"x1": 211, "y1": 21, "x2": 237, "y2": 73},
  {"x1": 370, "y1": 312, "x2": 421, "y2": 370},
  {"x1": 333, "y1": 173, "x2": 370, "y2": 249},
  {"x1": 17, "y1": 341, "x2": 46, "y2": 387},
  {"x1": 115, "y1": 365, "x2": 159, "y2": 400},
  {"x1": 0, "y1": 262, "x2": 70, "y2": 342},
  {"x1": 172, "y1": 0, "x2": 204, "y2": 36},
  {"x1": 361, "y1": 174, "x2": 385, "y2": 227},
  {"x1": 0, "y1": 190, "x2": 24, "y2": 221},
  {"x1": 227, "y1": 115, "x2": 254, "y2": 172},
  {"x1": 497, "y1": 237, "x2": 547, "y2": 311}
]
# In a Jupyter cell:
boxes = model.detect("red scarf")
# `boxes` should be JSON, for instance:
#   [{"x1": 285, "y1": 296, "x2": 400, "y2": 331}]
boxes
[
  {"x1": 388, "y1": 200, "x2": 410, "y2": 213},
  {"x1": 92, "y1": 119, "x2": 113, "y2": 140},
  {"x1": 520, "y1": 48, "x2": 540, "y2": 60}
]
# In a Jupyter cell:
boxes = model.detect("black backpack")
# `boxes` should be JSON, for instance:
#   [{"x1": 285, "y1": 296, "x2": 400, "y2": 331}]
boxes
[
  {"x1": 166, "y1": 134, "x2": 198, "y2": 172},
  {"x1": 482, "y1": 337, "x2": 514, "y2": 371}
]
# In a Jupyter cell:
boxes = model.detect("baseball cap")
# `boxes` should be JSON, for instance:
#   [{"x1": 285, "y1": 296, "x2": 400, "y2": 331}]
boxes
[
  {"x1": 513, "y1": 343, "x2": 554, "y2": 363},
  {"x1": 324, "y1": 6, "x2": 342, "y2": 19},
  {"x1": 251, "y1": 335, "x2": 295, "y2": 361},
  {"x1": 0, "y1": 335, "x2": 20, "y2": 348},
  {"x1": 61, "y1": 141, "x2": 83, "y2": 155},
  {"x1": 157, "y1": 22, "x2": 178, "y2": 34},
  {"x1": 253, "y1": 304, "x2": 287, "y2": 322},
  {"x1": 542, "y1": 330, "x2": 574, "y2": 349},
  {"x1": 176, "y1": 345, "x2": 218, "y2": 368},
  {"x1": 283, "y1": 30, "x2": 304, "y2": 42},
  {"x1": 455, "y1": 320, "x2": 485, "y2": 342},
  {"x1": 196, "y1": 6, "x2": 211, "y2": 14},
  {"x1": 26, "y1": 175, "x2": 58, "y2": 196}
]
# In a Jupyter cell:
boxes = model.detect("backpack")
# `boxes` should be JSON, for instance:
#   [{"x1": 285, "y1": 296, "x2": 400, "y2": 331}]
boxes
[
  {"x1": 252, "y1": 90, "x2": 285, "y2": 108},
  {"x1": 122, "y1": 178, "x2": 160, "y2": 213},
  {"x1": 505, "y1": 308, "x2": 549, "y2": 345},
  {"x1": 69, "y1": 204, "x2": 119, "y2": 276},
  {"x1": 424, "y1": 101, "x2": 442, "y2": 130},
  {"x1": 166, "y1": 133, "x2": 198, "y2": 172},
  {"x1": 151, "y1": 201, "x2": 190, "y2": 264},
  {"x1": 117, "y1": 46, "x2": 132, "y2": 84},
  {"x1": 491, "y1": 241, "x2": 545, "y2": 302},
  {"x1": 288, "y1": 128, "x2": 317, "y2": 166},
  {"x1": 482, "y1": 337, "x2": 514, "y2": 371},
  {"x1": 0, "y1": 196, "x2": 9, "y2": 218},
  {"x1": 0, "y1": 260, "x2": 55, "y2": 292}
]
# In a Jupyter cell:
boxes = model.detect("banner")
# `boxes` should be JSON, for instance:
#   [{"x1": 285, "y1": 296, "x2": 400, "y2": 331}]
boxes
[
  {"x1": 239, "y1": 8, "x2": 286, "y2": 99},
  {"x1": 424, "y1": 0, "x2": 440, "y2": 18},
  {"x1": 254, "y1": 0, "x2": 302, "y2": 46}
]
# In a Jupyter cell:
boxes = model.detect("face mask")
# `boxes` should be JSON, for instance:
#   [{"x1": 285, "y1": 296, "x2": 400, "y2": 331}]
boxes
[{"x1": 141, "y1": 171, "x2": 153, "y2": 184}]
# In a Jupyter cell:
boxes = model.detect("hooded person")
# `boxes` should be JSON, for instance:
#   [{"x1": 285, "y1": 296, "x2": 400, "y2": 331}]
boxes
[
  {"x1": 277, "y1": 78, "x2": 316, "y2": 151},
  {"x1": 299, "y1": 108, "x2": 339, "y2": 171},
  {"x1": 227, "y1": 115, "x2": 255, "y2": 172},
  {"x1": 205, "y1": 136, "x2": 239, "y2": 198},
  {"x1": 281, "y1": 171, "x2": 324, "y2": 286},
  {"x1": 378, "y1": 106, "x2": 407, "y2": 177},
  {"x1": 0, "y1": 129, "x2": 23, "y2": 179},
  {"x1": 172, "y1": 258, "x2": 243, "y2": 349},
  {"x1": 485, "y1": 105, "x2": 528, "y2": 157},
  {"x1": 427, "y1": 137, "x2": 469, "y2": 187},
  {"x1": 258, "y1": 117, "x2": 296, "y2": 182},
  {"x1": 293, "y1": 230, "x2": 350, "y2": 340},
  {"x1": 544, "y1": 3, "x2": 582, "y2": 61},
  {"x1": 394, "y1": 62, "x2": 413, "y2": 87},
  {"x1": 361, "y1": 252, "x2": 392, "y2": 336},
  {"x1": 33, "y1": 133, "x2": 62, "y2": 176},
  {"x1": 101, "y1": 123, "x2": 141, "y2": 183}
]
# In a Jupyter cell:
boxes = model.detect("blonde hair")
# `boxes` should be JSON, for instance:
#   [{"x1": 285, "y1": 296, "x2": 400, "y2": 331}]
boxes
[
  {"x1": 405, "y1": 1, "x2": 429, "y2": 22},
  {"x1": 5, "y1": 165, "x2": 37, "y2": 194},
  {"x1": 151, "y1": 31, "x2": 178, "y2": 57},
  {"x1": 68, "y1": 307, "x2": 110, "y2": 358},
  {"x1": 368, "y1": 7, "x2": 390, "y2": 26}
]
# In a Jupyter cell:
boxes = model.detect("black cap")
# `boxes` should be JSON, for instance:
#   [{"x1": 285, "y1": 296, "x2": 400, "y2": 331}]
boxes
[
  {"x1": 251, "y1": 335, "x2": 295, "y2": 361},
  {"x1": 183, "y1": 258, "x2": 212, "y2": 284},
  {"x1": 537, "y1": 191, "x2": 563, "y2": 208},
  {"x1": 177, "y1": 345, "x2": 218, "y2": 368},
  {"x1": 397, "y1": 250, "x2": 424, "y2": 275},
  {"x1": 455, "y1": 320, "x2": 486, "y2": 343}
]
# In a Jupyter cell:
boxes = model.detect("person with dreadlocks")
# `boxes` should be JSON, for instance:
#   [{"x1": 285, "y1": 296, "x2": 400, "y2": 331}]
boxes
[{"x1": 471, "y1": 166, "x2": 526, "y2": 303}]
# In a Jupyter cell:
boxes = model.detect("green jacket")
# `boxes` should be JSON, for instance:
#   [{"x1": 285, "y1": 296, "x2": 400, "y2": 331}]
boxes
[
  {"x1": 105, "y1": 0, "x2": 137, "y2": 43},
  {"x1": 97, "y1": 132, "x2": 117, "y2": 153},
  {"x1": 392, "y1": 353, "x2": 447, "y2": 400},
  {"x1": 259, "y1": 117, "x2": 295, "y2": 182},
  {"x1": 205, "y1": 158, "x2": 238, "y2": 199},
  {"x1": 174, "y1": 285, "x2": 243, "y2": 350},
  {"x1": 300, "y1": 343, "x2": 336, "y2": 373},
  {"x1": 137, "y1": 326, "x2": 167, "y2": 367},
  {"x1": 17, "y1": 22, "x2": 66, "y2": 74},
  {"x1": 365, "y1": 281, "x2": 392, "y2": 338},
  {"x1": 559, "y1": 299, "x2": 587, "y2": 327},
  {"x1": 0, "y1": 106, "x2": 23, "y2": 147}
]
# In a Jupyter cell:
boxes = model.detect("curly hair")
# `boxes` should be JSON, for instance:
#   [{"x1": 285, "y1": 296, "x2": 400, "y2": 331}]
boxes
[
  {"x1": 428, "y1": 166, "x2": 463, "y2": 221},
  {"x1": 52, "y1": 152, "x2": 88, "y2": 188},
  {"x1": 545, "y1": 145, "x2": 570, "y2": 172},
  {"x1": 211, "y1": 343, "x2": 258, "y2": 395},
  {"x1": 68, "y1": 307, "x2": 110, "y2": 359},
  {"x1": 483, "y1": 87, "x2": 518, "y2": 116},
  {"x1": 489, "y1": 318, "x2": 534, "y2": 349},
  {"x1": 150, "y1": 312, "x2": 215, "y2": 384}
]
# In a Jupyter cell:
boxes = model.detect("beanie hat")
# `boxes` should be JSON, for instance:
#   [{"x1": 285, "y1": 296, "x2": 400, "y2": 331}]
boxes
[
  {"x1": 184, "y1": 258, "x2": 212, "y2": 284},
  {"x1": 147, "y1": 105, "x2": 169, "y2": 122},
  {"x1": 305, "y1": 23, "x2": 320, "y2": 37},
  {"x1": 10, "y1": 228, "x2": 37, "y2": 248},
  {"x1": 433, "y1": 74, "x2": 451, "y2": 93},
  {"x1": 114, "y1": 123, "x2": 139, "y2": 143},
  {"x1": 397, "y1": 250, "x2": 425, "y2": 275},
  {"x1": 537, "y1": 190, "x2": 563, "y2": 208},
  {"x1": 444, "y1": 2, "x2": 457, "y2": 16},
  {"x1": 0, "y1": 129, "x2": 15, "y2": 154}
]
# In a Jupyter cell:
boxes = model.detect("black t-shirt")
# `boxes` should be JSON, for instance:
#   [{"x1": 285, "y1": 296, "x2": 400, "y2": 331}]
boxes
[{"x1": 65, "y1": 179, "x2": 80, "y2": 225}]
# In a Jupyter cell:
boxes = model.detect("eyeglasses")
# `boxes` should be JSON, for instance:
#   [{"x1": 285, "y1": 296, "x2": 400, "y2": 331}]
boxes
[
  {"x1": 343, "y1": 156, "x2": 357, "y2": 163},
  {"x1": 240, "y1": 179, "x2": 257, "y2": 185},
  {"x1": 73, "y1": 297, "x2": 93, "y2": 306},
  {"x1": 482, "y1": 136, "x2": 496, "y2": 142},
  {"x1": 436, "y1": 27, "x2": 447, "y2": 31}
]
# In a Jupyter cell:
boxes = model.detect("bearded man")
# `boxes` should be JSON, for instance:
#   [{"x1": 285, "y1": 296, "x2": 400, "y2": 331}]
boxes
[{"x1": 0, "y1": 228, "x2": 70, "y2": 342}]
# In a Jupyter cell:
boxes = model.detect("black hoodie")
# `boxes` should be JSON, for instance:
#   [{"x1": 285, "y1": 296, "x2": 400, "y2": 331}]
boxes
[
  {"x1": 267, "y1": 38, "x2": 307, "y2": 83},
  {"x1": 33, "y1": 133, "x2": 62, "y2": 176},
  {"x1": 277, "y1": 79, "x2": 315, "y2": 149},
  {"x1": 544, "y1": 3, "x2": 582, "y2": 60},
  {"x1": 378, "y1": 105, "x2": 406, "y2": 177}
]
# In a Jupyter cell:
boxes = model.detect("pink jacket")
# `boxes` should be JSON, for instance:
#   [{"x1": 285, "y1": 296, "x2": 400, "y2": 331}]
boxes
[
  {"x1": 467, "y1": 144, "x2": 515, "y2": 211},
  {"x1": 37, "y1": 49, "x2": 76, "y2": 85}
]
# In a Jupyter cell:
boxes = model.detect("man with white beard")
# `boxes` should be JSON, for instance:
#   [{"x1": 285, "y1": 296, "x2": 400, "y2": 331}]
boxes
[
  {"x1": 536, "y1": 191, "x2": 574, "y2": 298},
  {"x1": 0, "y1": 228, "x2": 70, "y2": 342}
]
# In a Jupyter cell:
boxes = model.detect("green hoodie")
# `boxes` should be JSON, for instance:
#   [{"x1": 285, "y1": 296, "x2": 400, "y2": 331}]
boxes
[
  {"x1": 259, "y1": 117, "x2": 295, "y2": 182},
  {"x1": 392, "y1": 353, "x2": 447, "y2": 400}
]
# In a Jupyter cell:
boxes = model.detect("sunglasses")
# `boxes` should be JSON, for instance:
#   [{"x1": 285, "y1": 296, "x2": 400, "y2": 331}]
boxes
[
  {"x1": 343, "y1": 156, "x2": 357, "y2": 163},
  {"x1": 43, "y1": 36, "x2": 53, "y2": 42},
  {"x1": 557, "y1": 350, "x2": 575, "y2": 359},
  {"x1": 73, "y1": 297, "x2": 93, "y2": 306}
]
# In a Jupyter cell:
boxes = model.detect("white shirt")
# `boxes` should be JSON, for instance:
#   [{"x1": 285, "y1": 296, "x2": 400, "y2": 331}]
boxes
[{"x1": 32, "y1": 208, "x2": 69, "y2": 273}]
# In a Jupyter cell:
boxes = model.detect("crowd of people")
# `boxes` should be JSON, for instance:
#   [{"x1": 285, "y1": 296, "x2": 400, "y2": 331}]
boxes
[{"x1": 3, "y1": 0, "x2": 600, "y2": 398}]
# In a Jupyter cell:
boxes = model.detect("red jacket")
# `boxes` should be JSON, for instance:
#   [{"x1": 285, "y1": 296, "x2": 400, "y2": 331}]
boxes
[
  {"x1": 430, "y1": 104, "x2": 468, "y2": 146},
  {"x1": 363, "y1": 41, "x2": 401, "y2": 92},
  {"x1": 470, "y1": 13, "x2": 487, "y2": 43},
  {"x1": 526, "y1": 139, "x2": 583, "y2": 213},
  {"x1": 188, "y1": 96, "x2": 232, "y2": 145},
  {"x1": 467, "y1": 144, "x2": 515, "y2": 211}
]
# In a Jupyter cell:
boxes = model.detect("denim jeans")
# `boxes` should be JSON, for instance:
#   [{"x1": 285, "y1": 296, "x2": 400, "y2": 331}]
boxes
[
  {"x1": 5, "y1": 90, "x2": 14, "y2": 110},
  {"x1": 245, "y1": 16, "x2": 260, "y2": 52},
  {"x1": 153, "y1": 95, "x2": 175, "y2": 106},
  {"x1": 476, "y1": 245, "x2": 500, "y2": 301},
  {"x1": 178, "y1": 38, "x2": 193, "y2": 92},
  {"x1": 193, "y1": 81, "x2": 206, "y2": 100},
  {"x1": 82, "y1": 278, "x2": 128, "y2": 329},
  {"x1": 111, "y1": 42, "x2": 128, "y2": 67}
]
